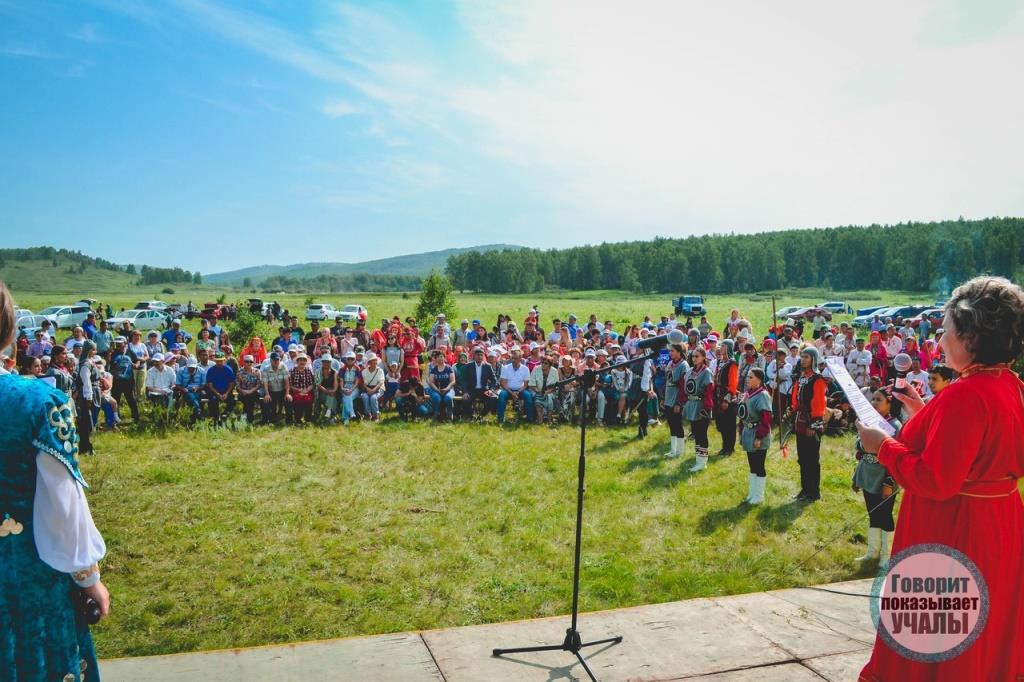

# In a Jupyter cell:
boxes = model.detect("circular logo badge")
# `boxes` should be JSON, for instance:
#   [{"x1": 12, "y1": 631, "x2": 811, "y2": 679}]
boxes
[
  {"x1": 737, "y1": 403, "x2": 749, "y2": 420},
  {"x1": 685, "y1": 378, "x2": 696, "y2": 395},
  {"x1": 870, "y1": 543, "x2": 989, "y2": 662}
]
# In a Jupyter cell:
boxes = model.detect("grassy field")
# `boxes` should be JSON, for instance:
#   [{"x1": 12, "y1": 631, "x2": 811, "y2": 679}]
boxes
[
  {"x1": 4, "y1": 275, "x2": 942, "y2": 658},
  {"x1": 83, "y1": 418, "x2": 878, "y2": 659}
]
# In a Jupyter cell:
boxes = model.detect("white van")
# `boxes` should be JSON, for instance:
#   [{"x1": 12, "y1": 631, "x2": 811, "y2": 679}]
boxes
[{"x1": 37, "y1": 304, "x2": 93, "y2": 329}]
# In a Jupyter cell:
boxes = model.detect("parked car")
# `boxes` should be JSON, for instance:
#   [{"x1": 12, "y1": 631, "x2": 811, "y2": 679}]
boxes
[
  {"x1": 885, "y1": 305, "x2": 932, "y2": 322},
  {"x1": 671, "y1": 295, "x2": 706, "y2": 316},
  {"x1": 133, "y1": 300, "x2": 169, "y2": 311},
  {"x1": 106, "y1": 309, "x2": 169, "y2": 331},
  {"x1": 200, "y1": 303, "x2": 227, "y2": 321},
  {"x1": 15, "y1": 314, "x2": 52, "y2": 337},
  {"x1": 855, "y1": 304, "x2": 891, "y2": 317},
  {"x1": 14, "y1": 307, "x2": 34, "y2": 318},
  {"x1": 790, "y1": 307, "x2": 833, "y2": 322},
  {"x1": 907, "y1": 308, "x2": 944, "y2": 330},
  {"x1": 306, "y1": 303, "x2": 338, "y2": 321},
  {"x1": 853, "y1": 306, "x2": 899, "y2": 328},
  {"x1": 247, "y1": 298, "x2": 279, "y2": 316},
  {"x1": 817, "y1": 301, "x2": 847, "y2": 314},
  {"x1": 337, "y1": 304, "x2": 368, "y2": 323},
  {"x1": 37, "y1": 304, "x2": 92, "y2": 329},
  {"x1": 775, "y1": 306, "x2": 804, "y2": 320}
]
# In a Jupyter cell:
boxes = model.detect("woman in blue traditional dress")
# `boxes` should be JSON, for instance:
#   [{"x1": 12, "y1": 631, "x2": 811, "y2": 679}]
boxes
[{"x1": 0, "y1": 283, "x2": 109, "y2": 681}]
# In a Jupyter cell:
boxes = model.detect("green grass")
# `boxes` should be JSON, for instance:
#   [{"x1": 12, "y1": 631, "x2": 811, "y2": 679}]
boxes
[{"x1": 83, "y1": 417, "x2": 880, "y2": 659}]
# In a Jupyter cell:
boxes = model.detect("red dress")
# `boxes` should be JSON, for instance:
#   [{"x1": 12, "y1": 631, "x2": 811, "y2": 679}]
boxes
[{"x1": 860, "y1": 368, "x2": 1024, "y2": 681}]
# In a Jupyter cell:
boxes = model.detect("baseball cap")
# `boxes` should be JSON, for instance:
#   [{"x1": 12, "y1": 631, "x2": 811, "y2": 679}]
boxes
[
  {"x1": 270, "y1": 351, "x2": 281, "y2": 360},
  {"x1": 243, "y1": 354, "x2": 254, "y2": 362},
  {"x1": 472, "y1": 319, "x2": 481, "y2": 325},
  {"x1": 364, "y1": 352, "x2": 378, "y2": 361},
  {"x1": 584, "y1": 349, "x2": 596, "y2": 357},
  {"x1": 343, "y1": 351, "x2": 356, "y2": 359},
  {"x1": 186, "y1": 357, "x2": 198, "y2": 367},
  {"x1": 152, "y1": 353, "x2": 165, "y2": 362}
]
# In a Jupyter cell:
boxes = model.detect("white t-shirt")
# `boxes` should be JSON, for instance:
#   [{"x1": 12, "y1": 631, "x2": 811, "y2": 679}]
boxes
[
  {"x1": 907, "y1": 369, "x2": 931, "y2": 397},
  {"x1": 500, "y1": 362, "x2": 531, "y2": 391}
]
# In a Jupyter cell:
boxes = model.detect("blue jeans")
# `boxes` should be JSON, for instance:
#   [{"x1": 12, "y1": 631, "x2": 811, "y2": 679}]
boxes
[
  {"x1": 397, "y1": 396, "x2": 433, "y2": 419},
  {"x1": 180, "y1": 389, "x2": 203, "y2": 418},
  {"x1": 427, "y1": 388, "x2": 454, "y2": 419},
  {"x1": 340, "y1": 389, "x2": 358, "y2": 423},
  {"x1": 498, "y1": 389, "x2": 534, "y2": 423},
  {"x1": 361, "y1": 391, "x2": 380, "y2": 417}
]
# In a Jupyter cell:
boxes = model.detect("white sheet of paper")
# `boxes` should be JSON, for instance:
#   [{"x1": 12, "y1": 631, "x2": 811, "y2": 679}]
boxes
[{"x1": 826, "y1": 357, "x2": 895, "y2": 436}]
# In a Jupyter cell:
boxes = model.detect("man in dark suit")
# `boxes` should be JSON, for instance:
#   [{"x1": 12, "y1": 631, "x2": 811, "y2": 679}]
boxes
[{"x1": 460, "y1": 347, "x2": 498, "y2": 418}]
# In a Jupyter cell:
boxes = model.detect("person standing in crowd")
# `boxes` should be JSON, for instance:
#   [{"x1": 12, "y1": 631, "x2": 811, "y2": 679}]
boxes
[
  {"x1": 844, "y1": 337, "x2": 871, "y2": 388},
  {"x1": 851, "y1": 389, "x2": 901, "y2": 566},
  {"x1": 661, "y1": 343, "x2": 689, "y2": 458},
  {"x1": 882, "y1": 325, "x2": 902, "y2": 380},
  {"x1": 714, "y1": 339, "x2": 739, "y2": 457},
  {"x1": 287, "y1": 353, "x2": 315, "y2": 425},
  {"x1": 0, "y1": 284, "x2": 110, "y2": 682},
  {"x1": 400, "y1": 327, "x2": 424, "y2": 382},
  {"x1": 44, "y1": 345, "x2": 74, "y2": 395},
  {"x1": 127, "y1": 330, "x2": 149, "y2": 401},
  {"x1": 925, "y1": 363, "x2": 955, "y2": 401},
  {"x1": 74, "y1": 340, "x2": 101, "y2": 454},
  {"x1": 240, "y1": 336, "x2": 268, "y2": 366},
  {"x1": 766, "y1": 348, "x2": 792, "y2": 425},
  {"x1": 26, "y1": 330, "x2": 52, "y2": 361},
  {"x1": 683, "y1": 347, "x2": 715, "y2": 472},
  {"x1": 92, "y1": 318, "x2": 113, "y2": 363},
  {"x1": 866, "y1": 330, "x2": 888, "y2": 382},
  {"x1": 109, "y1": 337, "x2": 140, "y2": 424},
  {"x1": 857, "y1": 276, "x2": 1024, "y2": 681},
  {"x1": 738, "y1": 368, "x2": 772, "y2": 504},
  {"x1": 791, "y1": 346, "x2": 827, "y2": 502}
]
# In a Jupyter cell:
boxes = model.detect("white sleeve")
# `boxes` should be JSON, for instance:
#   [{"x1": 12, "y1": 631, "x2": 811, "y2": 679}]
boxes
[
  {"x1": 33, "y1": 452, "x2": 106, "y2": 585},
  {"x1": 640, "y1": 360, "x2": 652, "y2": 391},
  {"x1": 859, "y1": 351, "x2": 872, "y2": 366},
  {"x1": 78, "y1": 363, "x2": 92, "y2": 401}
]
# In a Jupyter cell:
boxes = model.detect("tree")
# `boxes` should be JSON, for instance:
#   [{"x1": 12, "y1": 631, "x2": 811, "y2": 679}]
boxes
[
  {"x1": 125, "y1": 264, "x2": 137, "y2": 275},
  {"x1": 414, "y1": 270, "x2": 457, "y2": 324},
  {"x1": 192, "y1": 272, "x2": 202, "y2": 285},
  {"x1": 242, "y1": 277, "x2": 252, "y2": 288},
  {"x1": 227, "y1": 306, "x2": 272, "y2": 346}
]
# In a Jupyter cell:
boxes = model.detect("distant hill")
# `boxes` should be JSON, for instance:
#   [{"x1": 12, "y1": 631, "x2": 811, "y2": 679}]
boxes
[
  {"x1": 205, "y1": 244, "x2": 521, "y2": 286},
  {"x1": 0, "y1": 247, "x2": 139, "y2": 295}
]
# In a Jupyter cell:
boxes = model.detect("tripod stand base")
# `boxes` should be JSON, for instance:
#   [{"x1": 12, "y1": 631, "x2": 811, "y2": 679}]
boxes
[{"x1": 493, "y1": 628, "x2": 623, "y2": 682}]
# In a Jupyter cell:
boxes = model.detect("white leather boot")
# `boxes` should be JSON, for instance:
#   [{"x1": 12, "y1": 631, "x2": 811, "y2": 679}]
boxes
[
  {"x1": 744, "y1": 473, "x2": 756, "y2": 503},
  {"x1": 689, "y1": 448, "x2": 708, "y2": 472},
  {"x1": 855, "y1": 527, "x2": 881, "y2": 563},
  {"x1": 879, "y1": 531, "x2": 893, "y2": 567},
  {"x1": 749, "y1": 476, "x2": 766, "y2": 505},
  {"x1": 664, "y1": 436, "x2": 679, "y2": 458}
]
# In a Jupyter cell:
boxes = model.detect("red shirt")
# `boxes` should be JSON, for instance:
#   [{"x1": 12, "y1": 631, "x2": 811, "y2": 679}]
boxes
[{"x1": 861, "y1": 368, "x2": 1024, "y2": 681}]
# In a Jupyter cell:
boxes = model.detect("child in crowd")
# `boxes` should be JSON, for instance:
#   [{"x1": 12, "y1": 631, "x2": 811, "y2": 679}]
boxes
[{"x1": 851, "y1": 389, "x2": 902, "y2": 566}]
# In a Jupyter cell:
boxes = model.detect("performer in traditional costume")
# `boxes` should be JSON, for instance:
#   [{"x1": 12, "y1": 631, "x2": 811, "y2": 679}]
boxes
[
  {"x1": 661, "y1": 344, "x2": 689, "y2": 458},
  {"x1": 683, "y1": 347, "x2": 715, "y2": 472},
  {"x1": 713, "y1": 339, "x2": 739, "y2": 456},
  {"x1": 0, "y1": 283, "x2": 109, "y2": 681},
  {"x1": 851, "y1": 389, "x2": 901, "y2": 565},
  {"x1": 857, "y1": 276, "x2": 1024, "y2": 681},
  {"x1": 790, "y1": 346, "x2": 827, "y2": 502},
  {"x1": 738, "y1": 368, "x2": 772, "y2": 504}
]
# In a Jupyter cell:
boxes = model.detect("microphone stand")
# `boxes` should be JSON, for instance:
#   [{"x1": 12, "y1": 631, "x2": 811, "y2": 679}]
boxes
[{"x1": 492, "y1": 350, "x2": 657, "y2": 681}]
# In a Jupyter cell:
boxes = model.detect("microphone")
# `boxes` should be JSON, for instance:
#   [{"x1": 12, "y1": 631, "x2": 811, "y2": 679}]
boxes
[
  {"x1": 893, "y1": 352, "x2": 913, "y2": 393},
  {"x1": 636, "y1": 328, "x2": 687, "y2": 351}
]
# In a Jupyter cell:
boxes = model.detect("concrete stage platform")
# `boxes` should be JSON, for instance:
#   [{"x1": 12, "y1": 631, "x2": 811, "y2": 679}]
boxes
[{"x1": 102, "y1": 579, "x2": 877, "y2": 681}]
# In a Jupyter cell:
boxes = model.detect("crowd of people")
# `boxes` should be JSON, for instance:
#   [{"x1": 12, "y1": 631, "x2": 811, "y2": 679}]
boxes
[{"x1": 2, "y1": 302, "x2": 959, "y2": 512}]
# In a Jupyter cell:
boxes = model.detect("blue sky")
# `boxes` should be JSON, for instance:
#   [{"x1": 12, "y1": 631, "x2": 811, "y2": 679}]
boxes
[{"x1": 1, "y1": 0, "x2": 1023, "y2": 274}]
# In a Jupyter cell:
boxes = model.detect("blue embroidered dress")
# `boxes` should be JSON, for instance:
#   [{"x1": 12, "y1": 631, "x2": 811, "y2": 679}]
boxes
[{"x1": 0, "y1": 373, "x2": 102, "y2": 682}]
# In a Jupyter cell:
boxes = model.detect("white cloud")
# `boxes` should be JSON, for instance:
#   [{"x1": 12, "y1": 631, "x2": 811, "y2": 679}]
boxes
[
  {"x1": 69, "y1": 22, "x2": 103, "y2": 43},
  {"x1": 450, "y1": 0, "x2": 1024, "y2": 235},
  {"x1": 320, "y1": 97, "x2": 358, "y2": 118}
]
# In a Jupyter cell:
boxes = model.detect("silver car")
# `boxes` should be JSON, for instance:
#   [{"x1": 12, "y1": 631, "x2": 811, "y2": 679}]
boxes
[
  {"x1": 105, "y1": 309, "x2": 169, "y2": 331},
  {"x1": 37, "y1": 304, "x2": 93, "y2": 329}
]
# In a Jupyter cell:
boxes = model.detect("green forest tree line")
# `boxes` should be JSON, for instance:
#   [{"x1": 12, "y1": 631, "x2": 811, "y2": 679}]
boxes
[{"x1": 444, "y1": 217, "x2": 1024, "y2": 295}]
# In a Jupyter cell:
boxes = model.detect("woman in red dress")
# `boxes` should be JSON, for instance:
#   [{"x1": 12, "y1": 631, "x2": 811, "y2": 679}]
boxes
[{"x1": 857, "y1": 276, "x2": 1024, "y2": 681}]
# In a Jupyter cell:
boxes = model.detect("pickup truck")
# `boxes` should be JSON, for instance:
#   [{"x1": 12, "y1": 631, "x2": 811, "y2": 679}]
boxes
[{"x1": 672, "y1": 295, "x2": 706, "y2": 316}]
